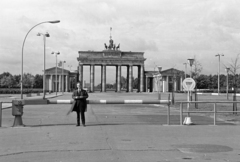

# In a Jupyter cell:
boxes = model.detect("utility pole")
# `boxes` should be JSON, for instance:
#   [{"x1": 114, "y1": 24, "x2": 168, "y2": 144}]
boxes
[{"x1": 215, "y1": 54, "x2": 224, "y2": 95}]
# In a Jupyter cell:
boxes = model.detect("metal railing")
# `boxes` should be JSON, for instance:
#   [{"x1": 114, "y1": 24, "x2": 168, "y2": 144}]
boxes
[
  {"x1": 5, "y1": 99, "x2": 240, "y2": 127},
  {"x1": 0, "y1": 102, "x2": 12, "y2": 127},
  {"x1": 179, "y1": 101, "x2": 240, "y2": 125},
  {"x1": 0, "y1": 102, "x2": 2, "y2": 127}
]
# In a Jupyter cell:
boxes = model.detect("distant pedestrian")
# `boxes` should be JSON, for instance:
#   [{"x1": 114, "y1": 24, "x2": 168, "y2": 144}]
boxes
[{"x1": 68, "y1": 82, "x2": 88, "y2": 127}]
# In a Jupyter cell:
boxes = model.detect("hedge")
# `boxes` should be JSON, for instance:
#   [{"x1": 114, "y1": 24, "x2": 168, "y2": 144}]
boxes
[{"x1": 0, "y1": 88, "x2": 47, "y2": 94}]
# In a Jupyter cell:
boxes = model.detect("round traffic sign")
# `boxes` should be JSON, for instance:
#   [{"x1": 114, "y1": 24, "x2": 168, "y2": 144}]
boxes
[{"x1": 182, "y1": 78, "x2": 196, "y2": 91}]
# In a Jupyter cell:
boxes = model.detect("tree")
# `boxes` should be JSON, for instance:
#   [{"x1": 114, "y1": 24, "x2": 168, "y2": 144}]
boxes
[
  {"x1": 226, "y1": 54, "x2": 240, "y2": 114},
  {"x1": 192, "y1": 56, "x2": 203, "y2": 108},
  {"x1": 106, "y1": 83, "x2": 114, "y2": 89},
  {"x1": 96, "y1": 83, "x2": 101, "y2": 89},
  {"x1": 211, "y1": 75, "x2": 218, "y2": 89},
  {"x1": 0, "y1": 75, "x2": 15, "y2": 88},
  {"x1": 196, "y1": 74, "x2": 209, "y2": 89},
  {"x1": 192, "y1": 57, "x2": 203, "y2": 79},
  {"x1": 120, "y1": 76, "x2": 127, "y2": 89},
  {"x1": 13, "y1": 75, "x2": 21, "y2": 88},
  {"x1": 220, "y1": 74, "x2": 226, "y2": 89},
  {"x1": 133, "y1": 77, "x2": 138, "y2": 89},
  {"x1": 0, "y1": 72, "x2": 12, "y2": 88},
  {"x1": 208, "y1": 75, "x2": 213, "y2": 89},
  {"x1": 22, "y1": 73, "x2": 34, "y2": 89},
  {"x1": 34, "y1": 74, "x2": 43, "y2": 88}
]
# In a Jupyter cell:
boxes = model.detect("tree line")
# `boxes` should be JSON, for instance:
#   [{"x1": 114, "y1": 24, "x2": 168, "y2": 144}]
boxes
[
  {"x1": 1, "y1": 71, "x2": 239, "y2": 92},
  {"x1": 0, "y1": 72, "x2": 43, "y2": 89},
  {"x1": 196, "y1": 74, "x2": 239, "y2": 91}
]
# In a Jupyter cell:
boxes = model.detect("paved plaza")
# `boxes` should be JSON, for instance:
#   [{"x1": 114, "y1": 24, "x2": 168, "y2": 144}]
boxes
[{"x1": 0, "y1": 92, "x2": 240, "y2": 162}]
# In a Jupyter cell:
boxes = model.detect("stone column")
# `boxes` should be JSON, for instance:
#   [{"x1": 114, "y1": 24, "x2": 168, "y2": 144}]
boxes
[
  {"x1": 180, "y1": 76, "x2": 183, "y2": 91},
  {"x1": 50, "y1": 75, "x2": 53, "y2": 92},
  {"x1": 115, "y1": 65, "x2": 118, "y2": 92},
  {"x1": 140, "y1": 65, "x2": 144, "y2": 92},
  {"x1": 62, "y1": 75, "x2": 64, "y2": 92},
  {"x1": 117, "y1": 65, "x2": 121, "y2": 92},
  {"x1": 59, "y1": 75, "x2": 62, "y2": 92},
  {"x1": 126, "y1": 65, "x2": 129, "y2": 92},
  {"x1": 129, "y1": 65, "x2": 133, "y2": 92},
  {"x1": 137, "y1": 66, "x2": 140, "y2": 92},
  {"x1": 100, "y1": 65, "x2": 103, "y2": 92},
  {"x1": 150, "y1": 78, "x2": 153, "y2": 92},
  {"x1": 79, "y1": 64, "x2": 83, "y2": 87},
  {"x1": 145, "y1": 76, "x2": 148, "y2": 92},
  {"x1": 101, "y1": 64, "x2": 106, "y2": 92},
  {"x1": 66, "y1": 75, "x2": 69, "y2": 92},
  {"x1": 90, "y1": 65, "x2": 95, "y2": 92},
  {"x1": 166, "y1": 76, "x2": 169, "y2": 92},
  {"x1": 174, "y1": 77, "x2": 177, "y2": 91}
]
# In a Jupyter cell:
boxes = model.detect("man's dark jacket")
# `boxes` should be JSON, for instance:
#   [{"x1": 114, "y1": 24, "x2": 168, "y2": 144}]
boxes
[{"x1": 68, "y1": 89, "x2": 88, "y2": 114}]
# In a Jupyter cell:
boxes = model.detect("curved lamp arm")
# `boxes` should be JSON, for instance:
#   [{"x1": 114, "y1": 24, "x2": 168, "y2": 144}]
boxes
[{"x1": 21, "y1": 20, "x2": 60, "y2": 99}]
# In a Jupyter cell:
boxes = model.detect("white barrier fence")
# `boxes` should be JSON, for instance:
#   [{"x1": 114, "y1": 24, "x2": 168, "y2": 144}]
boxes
[
  {"x1": 179, "y1": 101, "x2": 240, "y2": 125},
  {"x1": 8, "y1": 99, "x2": 171, "y2": 127}
]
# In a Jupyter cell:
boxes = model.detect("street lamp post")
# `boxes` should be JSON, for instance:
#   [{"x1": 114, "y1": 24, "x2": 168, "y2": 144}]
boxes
[
  {"x1": 37, "y1": 32, "x2": 50, "y2": 99},
  {"x1": 225, "y1": 67, "x2": 230, "y2": 100},
  {"x1": 61, "y1": 61, "x2": 66, "y2": 94},
  {"x1": 183, "y1": 63, "x2": 187, "y2": 79},
  {"x1": 188, "y1": 59, "x2": 194, "y2": 78},
  {"x1": 187, "y1": 58, "x2": 194, "y2": 101},
  {"x1": 52, "y1": 52, "x2": 60, "y2": 95},
  {"x1": 21, "y1": 20, "x2": 60, "y2": 99},
  {"x1": 215, "y1": 54, "x2": 224, "y2": 95}
]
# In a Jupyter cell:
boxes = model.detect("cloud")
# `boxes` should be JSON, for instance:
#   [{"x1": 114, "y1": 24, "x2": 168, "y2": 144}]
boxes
[{"x1": 1, "y1": 0, "x2": 240, "y2": 77}]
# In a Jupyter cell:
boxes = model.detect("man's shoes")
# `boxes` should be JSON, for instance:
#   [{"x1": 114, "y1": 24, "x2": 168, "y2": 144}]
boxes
[
  {"x1": 83, "y1": 124, "x2": 86, "y2": 127},
  {"x1": 76, "y1": 124, "x2": 80, "y2": 127}
]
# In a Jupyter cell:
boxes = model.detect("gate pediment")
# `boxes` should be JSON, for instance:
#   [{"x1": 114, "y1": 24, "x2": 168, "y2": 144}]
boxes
[{"x1": 45, "y1": 67, "x2": 70, "y2": 75}]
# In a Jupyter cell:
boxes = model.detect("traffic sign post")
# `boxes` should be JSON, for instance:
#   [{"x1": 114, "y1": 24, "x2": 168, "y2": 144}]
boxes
[
  {"x1": 182, "y1": 78, "x2": 196, "y2": 125},
  {"x1": 182, "y1": 78, "x2": 196, "y2": 91}
]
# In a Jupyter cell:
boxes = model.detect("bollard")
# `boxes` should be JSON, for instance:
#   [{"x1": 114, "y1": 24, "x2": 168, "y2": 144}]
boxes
[
  {"x1": 167, "y1": 94, "x2": 170, "y2": 125},
  {"x1": 12, "y1": 100, "x2": 24, "y2": 127},
  {"x1": 214, "y1": 103, "x2": 216, "y2": 126},
  {"x1": 0, "y1": 102, "x2": 2, "y2": 127},
  {"x1": 180, "y1": 102, "x2": 183, "y2": 125}
]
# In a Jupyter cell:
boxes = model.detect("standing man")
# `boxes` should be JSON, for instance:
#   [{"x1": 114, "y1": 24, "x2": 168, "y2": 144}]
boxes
[{"x1": 69, "y1": 82, "x2": 89, "y2": 127}]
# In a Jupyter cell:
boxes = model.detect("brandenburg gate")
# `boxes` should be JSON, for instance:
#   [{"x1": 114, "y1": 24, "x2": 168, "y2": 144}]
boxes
[
  {"x1": 45, "y1": 34, "x2": 184, "y2": 93},
  {"x1": 77, "y1": 37, "x2": 146, "y2": 92}
]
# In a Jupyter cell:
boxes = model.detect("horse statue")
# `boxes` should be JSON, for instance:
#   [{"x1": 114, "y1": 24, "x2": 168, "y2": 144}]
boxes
[
  {"x1": 116, "y1": 43, "x2": 120, "y2": 50},
  {"x1": 104, "y1": 43, "x2": 108, "y2": 50}
]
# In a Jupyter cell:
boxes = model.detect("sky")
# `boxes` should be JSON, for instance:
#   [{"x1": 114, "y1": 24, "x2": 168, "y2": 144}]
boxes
[{"x1": 1, "y1": 0, "x2": 240, "y2": 83}]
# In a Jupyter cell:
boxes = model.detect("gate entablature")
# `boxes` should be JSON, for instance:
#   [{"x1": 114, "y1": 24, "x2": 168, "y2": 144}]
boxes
[
  {"x1": 77, "y1": 30, "x2": 146, "y2": 93},
  {"x1": 77, "y1": 51, "x2": 145, "y2": 66}
]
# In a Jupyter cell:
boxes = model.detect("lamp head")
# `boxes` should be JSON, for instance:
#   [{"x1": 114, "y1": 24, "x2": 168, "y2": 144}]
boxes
[
  {"x1": 49, "y1": 20, "x2": 60, "y2": 23},
  {"x1": 215, "y1": 54, "x2": 224, "y2": 57},
  {"x1": 187, "y1": 58, "x2": 194, "y2": 66},
  {"x1": 51, "y1": 51, "x2": 60, "y2": 55},
  {"x1": 45, "y1": 32, "x2": 50, "y2": 37},
  {"x1": 225, "y1": 67, "x2": 230, "y2": 72}
]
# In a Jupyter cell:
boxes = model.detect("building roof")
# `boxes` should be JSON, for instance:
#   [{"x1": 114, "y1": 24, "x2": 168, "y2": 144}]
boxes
[
  {"x1": 145, "y1": 68, "x2": 184, "y2": 77},
  {"x1": 45, "y1": 67, "x2": 70, "y2": 75}
]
